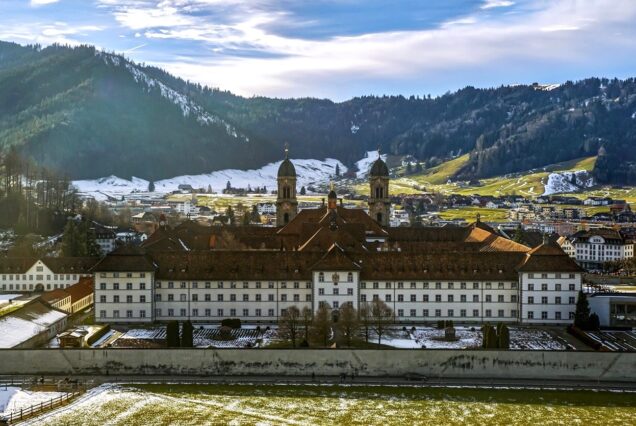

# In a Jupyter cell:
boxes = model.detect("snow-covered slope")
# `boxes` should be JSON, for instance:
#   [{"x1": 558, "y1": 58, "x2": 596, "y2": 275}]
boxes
[
  {"x1": 73, "y1": 158, "x2": 347, "y2": 200},
  {"x1": 355, "y1": 150, "x2": 387, "y2": 179},
  {"x1": 543, "y1": 170, "x2": 595, "y2": 195}
]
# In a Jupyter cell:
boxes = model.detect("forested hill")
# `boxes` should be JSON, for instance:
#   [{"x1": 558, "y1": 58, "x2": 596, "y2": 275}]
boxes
[{"x1": 1, "y1": 41, "x2": 635, "y2": 184}]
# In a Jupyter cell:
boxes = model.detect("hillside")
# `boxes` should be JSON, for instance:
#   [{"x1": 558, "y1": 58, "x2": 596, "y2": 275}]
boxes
[{"x1": 1, "y1": 41, "x2": 636, "y2": 184}]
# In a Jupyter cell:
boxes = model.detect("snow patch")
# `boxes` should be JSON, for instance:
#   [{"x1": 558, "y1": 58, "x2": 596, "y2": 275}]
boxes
[
  {"x1": 0, "y1": 387, "x2": 66, "y2": 416},
  {"x1": 350, "y1": 123, "x2": 360, "y2": 134},
  {"x1": 543, "y1": 170, "x2": 595, "y2": 195}
]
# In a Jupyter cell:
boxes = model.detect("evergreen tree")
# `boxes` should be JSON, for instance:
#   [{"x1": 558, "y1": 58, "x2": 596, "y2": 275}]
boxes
[
  {"x1": 497, "y1": 324, "x2": 510, "y2": 349},
  {"x1": 226, "y1": 205, "x2": 235, "y2": 225},
  {"x1": 250, "y1": 205, "x2": 261, "y2": 223},
  {"x1": 148, "y1": 181, "x2": 155, "y2": 192},
  {"x1": 512, "y1": 225, "x2": 525, "y2": 243},
  {"x1": 166, "y1": 321, "x2": 180, "y2": 347},
  {"x1": 335, "y1": 163, "x2": 340, "y2": 177},
  {"x1": 300, "y1": 186, "x2": 306, "y2": 195},
  {"x1": 574, "y1": 291, "x2": 591, "y2": 329},
  {"x1": 207, "y1": 184, "x2": 213, "y2": 194},
  {"x1": 181, "y1": 320, "x2": 194, "y2": 347},
  {"x1": 588, "y1": 313, "x2": 600, "y2": 330}
]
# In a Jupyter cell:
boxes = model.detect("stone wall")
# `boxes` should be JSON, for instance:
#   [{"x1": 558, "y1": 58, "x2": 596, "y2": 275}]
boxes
[{"x1": 0, "y1": 349, "x2": 633, "y2": 382}]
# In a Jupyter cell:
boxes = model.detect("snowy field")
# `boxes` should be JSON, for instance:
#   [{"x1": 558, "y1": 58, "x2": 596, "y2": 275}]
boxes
[
  {"x1": 0, "y1": 387, "x2": 65, "y2": 416},
  {"x1": 73, "y1": 157, "x2": 348, "y2": 201},
  {"x1": 22, "y1": 384, "x2": 636, "y2": 426}
]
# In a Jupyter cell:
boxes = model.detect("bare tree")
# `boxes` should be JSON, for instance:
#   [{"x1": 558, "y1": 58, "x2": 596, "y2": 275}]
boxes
[
  {"x1": 359, "y1": 302, "x2": 372, "y2": 343},
  {"x1": 310, "y1": 303, "x2": 333, "y2": 347},
  {"x1": 370, "y1": 299, "x2": 393, "y2": 345},
  {"x1": 278, "y1": 305, "x2": 301, "y2": 348},
  {"x1": 337, "y1": 302, "x2": 359, "y2": 347},
  {"x1": 301, "y1": 306, "x2": 313, "y2": 345}
]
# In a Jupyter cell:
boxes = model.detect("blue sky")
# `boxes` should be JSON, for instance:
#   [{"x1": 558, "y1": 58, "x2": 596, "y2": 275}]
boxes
[{"x1": 2, "y1": 0, "x2": 636, "y2": 100}]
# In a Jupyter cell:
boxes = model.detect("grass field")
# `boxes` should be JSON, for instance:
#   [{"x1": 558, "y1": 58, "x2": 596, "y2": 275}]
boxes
[{"x1": 31, "y1": 384, "x2": 636, "y2": 425}]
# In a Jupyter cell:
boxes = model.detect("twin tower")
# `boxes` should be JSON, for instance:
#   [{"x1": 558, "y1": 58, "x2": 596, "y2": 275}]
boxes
[{"x1": 276, "y1": 148, "x2": 390, "y2": 227}]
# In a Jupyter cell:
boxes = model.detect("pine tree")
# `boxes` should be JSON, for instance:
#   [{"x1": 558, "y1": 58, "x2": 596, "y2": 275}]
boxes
[
  {"x1": 574, "y1": 291, "x2": 591, "y2": 329},
  {"x1": 498, "y1": 324, "x2": 510, "y2": 349},
  {"x1": 300, "y1": 186, "x2": 306, "y2": 195},
  {"x1": 148, "y1": 181, "x2": 155, "y2": 192},
  {"x1": 226, "y1": 205, "x2": 235, "y2": 225},
  {"x1": 181, "y1": 320, "x2": 194, "y2": 347},
  {"x1": 335, "y1": 164, "x2": 340, "y2": 177}
]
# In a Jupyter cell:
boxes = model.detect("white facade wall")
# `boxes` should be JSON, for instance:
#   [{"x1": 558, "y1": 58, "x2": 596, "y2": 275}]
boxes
[
  {"x1": 573, "y1": 236, "x2": 634, "y2": 268},
  {"x1": 0, "y1": 260, "x2": 89, "y2": 292},
  {"x1": 520, "y1": 272, "x2": 581, "y2": 324},
  {"x1": 313, "y1": 271, "x2": 359, "y2": 311},
  {"x1": 95, "y1": 272, "x2": 154, "y2": 323}
]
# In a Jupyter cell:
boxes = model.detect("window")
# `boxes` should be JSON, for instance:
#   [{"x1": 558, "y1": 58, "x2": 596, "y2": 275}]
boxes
[
  {"x1": 347, "y1": 288, "x2": 353, "y2": 295},
  {"x1": 113, "y1": 283, "x2": 119, "y2": 290},
  {"x1": 541, "y1": 296, "x2": 548, "y2": 304},
  {"x1": 268, "y1": 309, "x2": 275, "y2": 317},
  {"x1": 485, "y1": 295, "x2": 492, "y2": 303},
  {"x1": 435, "y1": 309, "x2": 441, "y2": 317},
  {"x1": 361, "y1": 294, "x2": 367, "y2": 302},
  {"x1": 243, "y1": 308, "x2": 249, "y2": 316},
  {"x1": 473, "y1": 309, "x2": 479, "y2": 317},
  {"x1": 528, "y1": 297, "x2": 534, "y2": 304},
  {"x1": 319, "y1": 288, "x2": 325, "y2": 295},
  {"x1": 541, "y1": 311, "x2": 548, "y2": 320},
  {"x1": 192, "y1": 282, "x2": 198, "y2": 289},
  {"x1": 360, "y1": 282, "x2": 367, "y2": 289},
  {"x1": 100, "y1": 310, "x2": 106, "y2": 318},
  {"x1": 385, "y1": 294, "x2": 391, "y2": 302},
  {"x1": 347, "y1": 273, "x2": 353, "y2": 282},
  {"x1": 373, "y1": 282, "x2": 379, "y2": 289},
  {"x1": 126, "y1": 310, "x2": 133, "y2": 318},
  {"x1": 473, "y1": 283, "x2": 479, "y2": 289},
  {"x1": 140, "y1": 283, "x2": 146, "y2": 290},
  {"x1": 218, "y1": 309, "x2": 224, "y2": 317},
  {"x1": 192, "y1": 294, "x2": 198, "y2": 302},
  {"x1": 218, "y1": 282, "x2": 224, "y2": 289},
  {"x1": 333, "y1": 301, "x2": 340, "y2": 309},
  {"x1": 511, "y1": 295, "x2": 517, "y2": 303},
  {"x1": 385, "y1": 282, "x2": 392, "y2": 289},
  {"x1": 318, "y1": 272, "x2": 324, "y2": 282},
  {"x1": 448, "y1": 282, "x2": 454, "y2": 289},
  {"x1": 256, "y1": 294, "x2": 262, "y2": 302},
  {"x1": 555, "y1": 284, "x2": 561, "y2": 291},
  {"x1": 423, "y1": 309, "x2": 429, "y2": 317},
  {"x1": 498, "y1": 282, "x2": 505, "y2": 289},
  {"x1": 205, "y1": 309, "x2": 211, "y2": 316},
  {"x1": 373, "y1": 294, "x2": 379, "y2": 301},
  {"x1": 485, "y1": 283, "x2": 492, "y2": 289},
  {"x1": 255, "y1": 309, "x2": 262, "y2": 317},
  {"x1": 126, "y1": 295, "x2": 133, "y2": 303},
  {"x1": 243, "y1": 294, "x2": 249, "y2": 302},
  {"x1": 435, "y1": 295, "x2": 441, "y2": 302},
  {"x1": 230, "y1": 294, "x2": 236, "y2": 302},
  {"x1": 569, "y1": 284, "x2": 576, "y2": 291},
  {"x1": 231, "y1": 282, "x2": 237, "y2": 289},
  {"x1": 498, "y1": 295, "x2": 504, "y2": 303},
  {"x1": 192, "y1": 309, "x2": 198, "y2": 317},
  {"x1": 113, "y1": 310, "x2": 120, "y2": 318},
  {"x1": 155, "y1": 294, "x2": 162, "y2": 302},
  {"x1": 485, "y1": 309, "x2": 492, "y2": 317},
  {"x1": 155, "y1": 309, "x2": 162, "y2": 317},
  {"x1": 100, "y1": 283, "x2": 106, "y2": 290},
  {"x1": 528, "y1": 284, "x2": 534, "y2": 291},
  {"x1": 498, "y1": 310, "x2": 504, "y2": 317},
  {"x1": 448, "y1": 295, "x2": 454, "y2": 302},
  {"x1": 423, "y1": 282, "x2": 429, "y2": 289},
  {"x1": 555, "y1": 297, "x2": 561, "y2": 304},
  {"x1": 410, "y1": 294, "x2": 416, "y2": 302},
  {"x1": 555, "y1": 312, "x2": 561, "y2": 320},
  {"x1": 180, "y1": 294, "x2": 186, "y2": 302},
  {"x1": 460, "y1": 295, "x2": 467, "y2": 303},
  {"x1": 460, "y1": 309, "x2": 466, "y2": 317},
  {"x1": 205, "y1": 294, "x2": 211, "y2": 302},
  {"x1": 397, "y1": 294, "x2": 404, "y2": 302},
  {"x1": 333, "y1": 288, "x2": 339, "y2": 295},
  {"x1": 168, "y1": 282, "x2": 174, "y2": 289},
  {"x1": 511, "y1": 282, "x2": 518, "y2": 289},
  {"x1": 397, "y1": 309, "x2": 404, "y2": 317},
  {"x1": 293, "y1": 294, "x2": 300, "y2": 302},
  {"x1": 244, "y1": 282, "x2": 249, "y2": 289},
  {"x1": 268, "y1": 294, "x2": 275, "y2": 302},
  {"x1": 168, "y1": 309, "x2": 174, "y2": 317},
  {"x1": 113, "y1": 295, "x2": 120, "y2": 303},
  {"x1": 435, "y1": 282, "x2": 442, "y2": 289},
  {"x1": 569, "y1": 297, "x2": 575, "y2": 304},
  {"x1": 281, "y1": 294, "x2": 287, "y2": 302},
  {"x1": 541, "y1": 273, "x2": 548, "y2": 279},
  {"x1": 473, "y1": 295, "x2": 479, "y2": 302},
  {"x1": 100, "y1": 295, "x2": 106, "y2": 303},
  {"x1": 448, "y1": 309, "x2": 454, "y2": 317},
  {"x1": 423, "y1": 295, "x2": 429, "y2": 302},
  {"x1": 397, "y1": 282, "x2": 404, "y2": 289},
  {"x1": 460, "y1": 282, "x2": 467, "y2": 289},
  {"x1": 140, "y1": 295, "x2": 146, "y2": 303},
  {"x1": 230, "y1": 308, "x2": 236, "y2": 316},
  {"x1": 306, "y1": 294, "x2": 312, "y2": 302},
  {"x1": 541, "y1": 283, "x2": 548, "y2": 291}
]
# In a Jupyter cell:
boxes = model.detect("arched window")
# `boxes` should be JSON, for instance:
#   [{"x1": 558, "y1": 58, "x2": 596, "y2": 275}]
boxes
[
  {"x1": 375, "y1": 186, "x2": 380, "y2": 198},
  {"x1": 284, "y1": 212, "x2": 290, "y2": 224},
  {"x1": 318, "y1": 272, "x2": 324, "y2": 282},
  {"x1": 283, "y1": 186, "x2": 291, "y2": 198},
  {"x1": 376, "y1": 212, "x2": 383, "y2": 223},
  {"x1": 347, "y1": 272, "x2": 353, "y2": 282}
]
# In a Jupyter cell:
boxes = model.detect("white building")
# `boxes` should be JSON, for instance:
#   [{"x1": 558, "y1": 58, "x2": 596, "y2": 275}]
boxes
[
  {"x1": 0, "y1": 258, "x2": 97, "y2": 293},
  {"x1": 559, "y1": 229, "x2": 634, "y2": 270}
]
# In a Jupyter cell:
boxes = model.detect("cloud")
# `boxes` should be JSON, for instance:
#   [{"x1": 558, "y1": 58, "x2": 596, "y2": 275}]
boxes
[
  {"x1": 481, "y1": 0, "x2": 514, "y2": 9},
  {"x1": 0, "y1": 22, "x2": 104, "y2": 46},
  {"x1": 30, "y1": 0, "x2": 60, "y2": 6}
]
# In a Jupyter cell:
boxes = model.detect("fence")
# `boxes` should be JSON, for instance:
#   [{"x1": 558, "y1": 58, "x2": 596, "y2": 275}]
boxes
[{"x1": 1, "y1": 391, "x2": 82, "y2": 424}]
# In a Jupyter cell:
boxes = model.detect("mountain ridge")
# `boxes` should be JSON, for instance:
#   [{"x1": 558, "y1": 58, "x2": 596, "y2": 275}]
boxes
[{"x1": 0, "y1": 41, "x2": 635, "y2": 184}]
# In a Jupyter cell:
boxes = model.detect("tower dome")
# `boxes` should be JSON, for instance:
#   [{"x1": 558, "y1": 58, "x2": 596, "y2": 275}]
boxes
[
  {"x1": 277, "y1": 145, "x2": 296, "y2": 177},
  {"x1": 369, "y1": 154, "x2": 389, "y2": 177}
]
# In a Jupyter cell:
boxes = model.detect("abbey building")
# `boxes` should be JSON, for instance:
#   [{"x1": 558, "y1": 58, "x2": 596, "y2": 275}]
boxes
[{"x1": 93, "y1": 151, "x2": 582, "y2": 325}]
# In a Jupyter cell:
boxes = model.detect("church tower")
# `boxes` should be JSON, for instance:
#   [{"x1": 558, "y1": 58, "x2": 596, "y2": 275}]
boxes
[
  {"x1": 368, "y1": 149, "x2": 390, "y2": 227},
  {"x1": 276, "y1": 145, "x2": 298, "y2": 226}
]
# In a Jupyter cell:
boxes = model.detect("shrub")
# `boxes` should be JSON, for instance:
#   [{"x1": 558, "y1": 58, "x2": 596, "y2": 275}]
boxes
[
  {"x1": 221, "y1": 318, "x2": 242, "y2": 329},
  {"x1": 181, "y1": 320, "x2": 194, "y2": 347},
  {"x1": 166, "y1": 321, "x2": 180, "y2": 347}
]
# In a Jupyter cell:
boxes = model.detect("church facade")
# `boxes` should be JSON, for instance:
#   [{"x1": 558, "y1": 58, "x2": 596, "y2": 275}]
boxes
[{"x1": 94, "y1": 152, "x2": 582, "y2": 326}]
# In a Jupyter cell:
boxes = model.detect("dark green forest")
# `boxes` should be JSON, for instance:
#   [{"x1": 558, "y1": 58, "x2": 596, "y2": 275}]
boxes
[{"x1": 0, "y1": 41, "x2": 635, "y2": 183}]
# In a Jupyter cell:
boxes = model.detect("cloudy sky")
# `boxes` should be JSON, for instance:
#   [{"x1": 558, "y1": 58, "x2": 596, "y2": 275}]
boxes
[{"x1": 2, "y1": 0, "x2": 636, "y2": 100}]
